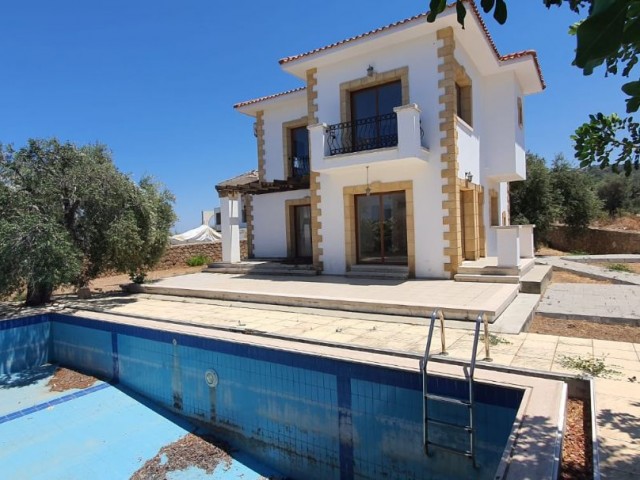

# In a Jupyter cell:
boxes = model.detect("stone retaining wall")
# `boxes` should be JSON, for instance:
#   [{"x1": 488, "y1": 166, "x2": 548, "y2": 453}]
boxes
[
  {"x1": 547, "y1": 225, "x2": 640, "y2": 254},
  {"x1": 155, "y1": 241, "x2": 247, "y2": 269}
]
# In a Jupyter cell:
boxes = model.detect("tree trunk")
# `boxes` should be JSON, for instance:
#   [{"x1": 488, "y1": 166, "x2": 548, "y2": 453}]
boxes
[{"x1": 26, "y1": 283, "x2": 53, "y2": 306}]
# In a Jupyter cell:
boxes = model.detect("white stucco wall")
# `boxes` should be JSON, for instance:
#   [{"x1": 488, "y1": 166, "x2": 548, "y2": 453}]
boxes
[
  {"x1": 318, "y1": 159, "x2": 446, "y2": 278},
  {"x1": 315, "y1": 32, "x2": 442, "y2": 157},
  {"x1": 262, "y1": 97, "x2": 307, "y2": 182},
  {"x1": 252, "y1": 189, "x2": 311, "y2": 258}
]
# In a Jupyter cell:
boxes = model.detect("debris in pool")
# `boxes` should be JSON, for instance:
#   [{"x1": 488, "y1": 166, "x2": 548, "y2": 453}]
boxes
[
  {"x1": 130, "y1": 433, "x2": 232, "y2": 479},
  {"x1": 47, "y1": 367, "x2": 96, "y2": 392}
]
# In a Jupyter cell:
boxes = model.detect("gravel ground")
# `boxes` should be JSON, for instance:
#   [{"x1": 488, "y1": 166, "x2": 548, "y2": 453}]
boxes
[{"x1": 561, "y1": 398, "x2": 592, "y2": 480}]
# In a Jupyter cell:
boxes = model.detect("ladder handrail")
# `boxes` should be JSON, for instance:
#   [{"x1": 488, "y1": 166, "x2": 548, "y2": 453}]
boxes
[{"x1": 423, "y1": 310, "x2": 492, "y2": 469}]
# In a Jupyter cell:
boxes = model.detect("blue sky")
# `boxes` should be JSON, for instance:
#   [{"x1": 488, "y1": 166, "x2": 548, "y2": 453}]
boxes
[{"x1": 0, "y1": 1, "x2": 629, "y2": 232}]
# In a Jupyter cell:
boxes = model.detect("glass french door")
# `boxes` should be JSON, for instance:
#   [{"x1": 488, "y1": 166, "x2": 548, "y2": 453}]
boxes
[
  {"x1": 294, "y1": 205, "x2": 312, "y2": 261},
  {"x1": 350, "y1": 80, "x2": 402, "y2": 152},
  {"x1": 356, "y1": 191, "x2": 407, "y2": 264}
]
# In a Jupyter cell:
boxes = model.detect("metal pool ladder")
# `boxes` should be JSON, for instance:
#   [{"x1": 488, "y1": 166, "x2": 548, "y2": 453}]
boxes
[{"x1": 420, "y1": 310, "x2": 492, "y2": 469}]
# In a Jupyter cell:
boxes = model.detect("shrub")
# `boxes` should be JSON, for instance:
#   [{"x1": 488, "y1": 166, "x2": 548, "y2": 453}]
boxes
[{"x1": 186, "y1": 255, "x2": 210, "y2": 267}]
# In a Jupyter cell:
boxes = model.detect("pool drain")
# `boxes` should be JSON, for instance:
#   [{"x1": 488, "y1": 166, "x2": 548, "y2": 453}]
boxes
[{"x1": 204, "y1": 369, "x2": 218, "y2": 388}]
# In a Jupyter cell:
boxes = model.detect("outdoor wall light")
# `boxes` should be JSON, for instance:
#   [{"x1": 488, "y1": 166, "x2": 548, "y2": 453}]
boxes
[
  {"x1": 365, "y1": 165, "x2": 371, "y2": 196},
  {"x1": 465, "y1": 171, "x2": 473, "y2": 183},
  {"x1": 367, "y1": 65, "x2": 375, "y2": 77}
]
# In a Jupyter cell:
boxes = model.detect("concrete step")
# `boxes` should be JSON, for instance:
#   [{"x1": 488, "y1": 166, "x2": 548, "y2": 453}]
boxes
[
  {"x1": 454, "y1": 274, "x2": 520, "y2": 284},
  {"x1": 457, "y1": 265, "x2": 520, "y2": 276},
  {"x1": 346, "y1": 265, "x2": 409, "y2": 280},
  {"x1": 204, "y1": 262, "x2": 318, "y2": 276},
  {"x1": 519, "y1": 265, "x2": 553, "y2": 295}
]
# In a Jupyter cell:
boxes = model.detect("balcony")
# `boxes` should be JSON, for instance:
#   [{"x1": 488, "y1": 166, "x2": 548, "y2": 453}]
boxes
[
  {"x1": 327, "y1": 112, "x2": 398, "y2": 155},
  {"x1": 309, "y1": 103, "x2": 429, "y2": 173}
]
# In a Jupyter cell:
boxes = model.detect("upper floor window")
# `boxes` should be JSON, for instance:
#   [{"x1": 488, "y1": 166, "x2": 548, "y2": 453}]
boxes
[
  {"x1": 517, "y1": 97, "x2": 524, "y2": 128},
  {"x1": 456, "y1": 82, "x2": 472, "y2": 127},
  {"x1": 290, "y1": 125, "x2": 309, "y2": 178}
]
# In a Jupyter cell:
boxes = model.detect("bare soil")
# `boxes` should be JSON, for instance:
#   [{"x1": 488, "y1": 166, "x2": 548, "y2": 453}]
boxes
[
  {"x1": 536, "y1": 246, "x2": 567, "y2": 256},
  {"x1": 130, "y1": 433, "x2": 232, "y2": 480},
  {"x1": 530, "y1": 315, "x2": 640, "y2": 343},
  {"x1": 55, "y1": 266, "x2": 205, "y2": 296},
  {"x1": 560, "y1": 397, "x2": 592, "y2": 480},
  {"x1": 550, "y1": 270, "x2": 615, "y2": 285},
  {"x1": 593, "y1": 215, "x2": 640, "y2": 232},
  {"x1": 592, "y1": 262, "x2": 640, "y2": 274},
  {"x1": 47, "y1": 367, "x2": 97, "y2": 392}
]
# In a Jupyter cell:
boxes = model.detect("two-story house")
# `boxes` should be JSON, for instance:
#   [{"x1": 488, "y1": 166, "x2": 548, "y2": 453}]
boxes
[{"x1": 216, "y1": 2, "x2": 544, "y2": 279}]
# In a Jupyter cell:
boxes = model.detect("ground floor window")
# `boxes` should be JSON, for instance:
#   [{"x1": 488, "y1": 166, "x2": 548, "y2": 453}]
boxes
[
  {"x1": 356, "y1": 191, "x2": 407, "y2": 264},
  {"x1": 293, "y1": 204, "x2": 312, "y2": 261}
]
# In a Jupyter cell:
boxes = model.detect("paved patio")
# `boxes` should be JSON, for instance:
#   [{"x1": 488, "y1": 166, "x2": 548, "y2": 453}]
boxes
[{"x1": 128, "y1": 272, "x2": 519, "y2": 321}]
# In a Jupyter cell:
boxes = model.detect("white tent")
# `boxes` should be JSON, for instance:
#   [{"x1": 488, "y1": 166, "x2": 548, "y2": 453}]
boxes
[{"x1": 170, "y1": 225, "x2": 221, "y2": 245}]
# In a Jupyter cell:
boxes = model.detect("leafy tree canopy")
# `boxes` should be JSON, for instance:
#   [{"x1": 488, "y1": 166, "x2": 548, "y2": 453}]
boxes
[
  {"x1": 0, "y1": 138, "x2": 176, "y2": 305},
  {"x1": 428, "y1": 0, "x2": 640, "y2": 173}
]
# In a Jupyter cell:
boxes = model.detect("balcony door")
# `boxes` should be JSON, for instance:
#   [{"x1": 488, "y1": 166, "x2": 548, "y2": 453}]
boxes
[
  {"x1": 356, "y1": 191, "x2": 407, "y2": 265},
  {"x1": 351, "y1": 80, "x2": 402, "y2": 152},
  {"x1": 290, "y1": 126, "x2": 309, "y2": 178}
]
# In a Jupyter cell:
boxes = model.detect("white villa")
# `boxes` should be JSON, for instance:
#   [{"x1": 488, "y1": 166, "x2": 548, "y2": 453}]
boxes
[{"x1": 216, "y1": 3, "x2": 544, "y2": 279}]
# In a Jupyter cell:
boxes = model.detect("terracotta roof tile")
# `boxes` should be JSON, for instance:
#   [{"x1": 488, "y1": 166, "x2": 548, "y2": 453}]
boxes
[
  {"x1": 279, "y1": 0, "x2": 545, "y2": 89},
  {"x1": 233, "y1": 86, "x2": 306, "y2": 109}
]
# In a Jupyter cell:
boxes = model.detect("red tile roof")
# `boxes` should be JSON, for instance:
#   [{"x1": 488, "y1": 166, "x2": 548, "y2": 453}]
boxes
[
  {"x1": 279, "y1": 0, "x2": 545, "y2": 88},
  {"x1": 234, "y1": 86, "x2": 306, "y2": 109}
]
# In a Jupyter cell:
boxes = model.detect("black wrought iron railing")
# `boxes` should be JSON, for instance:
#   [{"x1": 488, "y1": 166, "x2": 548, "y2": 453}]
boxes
[
  {"x1": 290, "y1": 155, "x2": 310, "y2": 178},
  {"x1": 327, "y1": 112, "x2": 398, "y2": 156}
]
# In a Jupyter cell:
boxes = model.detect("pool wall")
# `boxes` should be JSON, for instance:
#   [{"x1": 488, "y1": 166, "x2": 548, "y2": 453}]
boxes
[{"x1": 1, "y1": 314, "x2": 523, "y2": 480}]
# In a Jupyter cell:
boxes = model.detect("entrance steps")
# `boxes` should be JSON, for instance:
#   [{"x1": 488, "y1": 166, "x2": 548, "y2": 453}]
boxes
[
  {"x1": 204, "y1": 260, "x2": 318, "y2": 276},
  {"x1": 454, "y1": 258, "x2": 551, "y2": 295},
  {"x1": 346, "y1": 264, "x2": 409, "y2": 280}
]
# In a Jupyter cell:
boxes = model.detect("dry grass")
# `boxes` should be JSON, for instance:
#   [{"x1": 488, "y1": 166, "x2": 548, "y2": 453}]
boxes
[
  {"x1": 593, "y1": 215, "x2": 640, "y2": 232},
  {"x1": 536, "y1": 246, "x2": 567, "y2": 256}
]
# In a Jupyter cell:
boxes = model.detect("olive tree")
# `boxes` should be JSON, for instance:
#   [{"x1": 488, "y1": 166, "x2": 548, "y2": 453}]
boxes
[{"x1": 0, "y1": 138, "x2": 176, "y2": 305}]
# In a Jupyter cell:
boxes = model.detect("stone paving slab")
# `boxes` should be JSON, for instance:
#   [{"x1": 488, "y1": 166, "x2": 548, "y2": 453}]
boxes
[
  {"x1": 537, "y1": 284, "x2": 640, "y2": 325},
  {"x1": 130, "y1": 272, "x2": 519, "y2": 321},
  {"x1": 59, "y1": 294, "x2": 640, "y2": 382},
  {"x1": 595, "y1": 379, "x2": 640, "y2": 479}
]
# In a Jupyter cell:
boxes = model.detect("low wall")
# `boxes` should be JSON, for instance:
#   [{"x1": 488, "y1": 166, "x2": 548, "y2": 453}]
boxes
[
  {"x1": 155, "y1": 240, "x2": 247, "y2": 269},
  {"x1": 547, "y1": 226, "x2": 640, "y2": 254}
]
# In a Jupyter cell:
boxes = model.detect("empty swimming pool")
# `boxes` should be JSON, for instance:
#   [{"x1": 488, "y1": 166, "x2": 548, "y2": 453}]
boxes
[{"x1": 0, "y1": 312, "x2": 565, "y2": 479}]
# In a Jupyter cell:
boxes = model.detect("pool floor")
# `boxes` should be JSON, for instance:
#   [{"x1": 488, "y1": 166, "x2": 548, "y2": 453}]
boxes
[{"x1": 0, "y1": 366, "x2": 280, "y2": 479}]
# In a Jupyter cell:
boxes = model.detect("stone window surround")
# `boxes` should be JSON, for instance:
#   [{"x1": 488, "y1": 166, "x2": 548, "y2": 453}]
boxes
[
  {"x1": 343, "y1": 180, "x2": 415, "y2": 277},
  {"x1": 285, "y1": 197, "x2": 312, "y2": 259},
  {"x1": 454, "y1": 65, "x2": 472, "y2": 128},
  {"x1": 339, "y1": 66, "x2": 410, "y2": 123},
  {"x1": 281, "y1": 117, "x2": 308, "y2": 179}
]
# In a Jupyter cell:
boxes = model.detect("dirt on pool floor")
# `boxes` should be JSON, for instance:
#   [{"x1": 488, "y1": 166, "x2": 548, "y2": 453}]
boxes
[
  {"x1": 47, "y1": 367, "x2": 97, "y2": 392},
  {"x1": 131, "y1": 433, "x2": 232, "y2": 479},
  {"x1": 530, "y1": 315, "x2": 640, "y2": 343},
  {"x1": 560, "y1": 398, "x2": 592, "y2": 480}
]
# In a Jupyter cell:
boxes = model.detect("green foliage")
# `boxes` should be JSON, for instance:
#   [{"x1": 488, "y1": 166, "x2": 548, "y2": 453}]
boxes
[
  {"x1": 607, "y1": 262, "x2": 633, "y2": 272},
  {"x1": 428, "y1": 0, "x2": 640, "y2": 172},
  {"x1": 186, "y1": 255, "x2": 210, "y2": 267},
  {"x1": 559, "y1": 354, "x2": 621, "y2": 378},
  {"x1": 574, "y1": 113, "x2": 640, "y2": 175},
  {"x1": 597, "y1": 174, "x2": 630, "y2": 214},
  {"x1": 0, "y1": 138, "x2": 176, "y2": 305},
  {"x1": 551, "y1": 155, "x2": 602, "y2": 231},
  {"x1": 510, "y1": 153, "x2": 558, "y2": 243}
]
